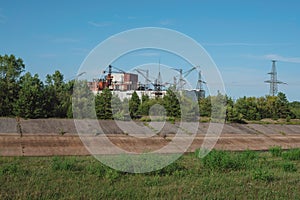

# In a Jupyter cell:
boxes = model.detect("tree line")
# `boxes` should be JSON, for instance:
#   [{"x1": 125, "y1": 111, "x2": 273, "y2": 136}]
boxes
[
  {"x1": 1, "y1": 54, "x2": 300, "y2": 122},
  {"x1": 0, "y1": 54, "x2": 73, "y2": 118},
  {"x1": 200, "y1": 92, "x2": 298, "y2": 123}
]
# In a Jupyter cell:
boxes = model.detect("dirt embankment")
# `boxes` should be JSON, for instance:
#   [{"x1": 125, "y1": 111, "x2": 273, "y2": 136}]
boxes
[{"x1": 0, "y1": 118, "x2": 300, "y2": 156}]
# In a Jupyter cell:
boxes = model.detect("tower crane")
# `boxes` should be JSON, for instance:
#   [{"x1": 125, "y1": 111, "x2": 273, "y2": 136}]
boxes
[{"x1": 97, "y1": 65, "x2": 127, "y2": 91}]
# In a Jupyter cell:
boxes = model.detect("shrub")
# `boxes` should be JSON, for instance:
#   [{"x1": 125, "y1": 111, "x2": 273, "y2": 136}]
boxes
[
  {"x1": 202, "y1": 150, "x2": 242, "y2": 171},
  {"x1": 282, "y1": 148, "x2": 300, "y2": 161},
  {"x1": 269, "y1": 146, "x2": 283, "y2": 157},
  {"x1": 198, "y1": 149, "x2": 259, "y2": 171},
  {"x1": 283, "y1": 162, "x2": 297, "y2": 172}
]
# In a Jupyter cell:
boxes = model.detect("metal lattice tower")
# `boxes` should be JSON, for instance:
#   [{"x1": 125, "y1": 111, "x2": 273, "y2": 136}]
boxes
[
  {"x1": 196, "y1": 70, "x2": 206, "y2": 98},
  {"x1": 264, "y1": 60, "x2": 286, "y2": 96}
]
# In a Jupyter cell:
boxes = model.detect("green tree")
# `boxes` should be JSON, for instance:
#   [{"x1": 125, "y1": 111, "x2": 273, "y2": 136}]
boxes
[
  {"x1": 111, "y1": 94, "x2": 123, "y2": 119},
  {"x1": 163, "y1": 88, "x2": 180, "y2": 118},
  {"x1": 256, "y1": 97, "x2": 268, "y2": 119},
  {"x1": 290, "y1": 101, "x2": 300, "y2": 119},
  {"x1": 199, "y1": 96, "x2": 211, "y2": 117},
  {"x1": 265, "y1": 95, "x2": 279, "y2": 119},
  {"x1": 72, "y1": 80, "x2": 95, "y2": 119},
  {"x1": 129, "y1": 91, "x2": 140, "y2": 119},
  {"x1": 0, "y1": 54, "x2": 25, "y2": 116},
  {"x1": 95, "y1": 88, "x2": 113, "y2": 119},
  {"x1": 210, "y1": 91, "x2": 227, "y2": 122},
  {"x1": 14, "y1": 72, "x2": 45, "y2": 118},
  {"x1": 139, "y1": 93, "x2": 150, "y2": 116},
  {"x1": 179, "y1": 91, "x2": 199, "y2": 121},
  {"x1": 45, "y1": 70, "x2": 71, "y2": 118},
  {"x1": 234, "y1": 96, "x2": 260, "y2": 120},
  {"x1": 276, "y1": 92, "x2": 291, "y2": 118}
]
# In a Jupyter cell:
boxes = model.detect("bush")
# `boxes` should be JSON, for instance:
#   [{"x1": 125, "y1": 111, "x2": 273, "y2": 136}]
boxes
[
  {"x1": 282, "y1": 148, "x2": 300, "y2": 161},
  {"x1": 269, "y1": 146, "x2": 283, "y2": 157},
  {"x1": 198, "y1": 149, "x2": 259, "y2": 171},
  {"x1": 202, "y1": 150, "x2": 242, "y2": 171},
  {"x1": 283, "y1": 162, "x2": 297, "y2": 172}
]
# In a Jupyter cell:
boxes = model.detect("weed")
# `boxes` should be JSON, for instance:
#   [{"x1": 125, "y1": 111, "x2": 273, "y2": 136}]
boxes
[
  {"x1": 105, "y1": 168, "x2": 121, "y2": 181},
  {"x1": 279, "y1": 131, "x2": 286, "y2": 136},
  {"x1": 252, "y1": 169, "x2": 275, "y2": 182},
  {"x1": 282, "y1": 162, "x2": 297, "y2": 172},
  {"x1": 282, "y1": 148, "x2": 300, "y2": 160},
  {"x1": 202, "y1": 150, "x2": 242, "y2": 171},
  {"x1": 167, "y1": 117, "x2": 176, "y2": 124},
  {"x1": 58, "y1": 128, "x2": 66, "y2": 135},
  {"x1": 269, "y1": 146, "x2": 283, "y2": 157},
  {"x1": 0, "y1": 163, "x2": 18, "y2": 175},
  {"x1": 154, "y1": 161, "x2": 186, "y2": 176},
  {"x1": 86, "y1": 163, "x2": 106, "y2": 178},
  {"x1": 51, "y1": 156, "x2": 78, "y2": 171}
]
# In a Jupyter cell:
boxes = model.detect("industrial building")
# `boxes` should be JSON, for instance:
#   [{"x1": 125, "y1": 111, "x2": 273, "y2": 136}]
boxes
[{"x1": 88, "y1": 64, "x2": 205, "y2": 100}]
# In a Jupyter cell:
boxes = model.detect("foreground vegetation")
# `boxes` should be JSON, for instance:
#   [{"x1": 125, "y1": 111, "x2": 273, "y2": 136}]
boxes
[{"x1": 0, "y1": 148, "x2": 299, "y2": 199}]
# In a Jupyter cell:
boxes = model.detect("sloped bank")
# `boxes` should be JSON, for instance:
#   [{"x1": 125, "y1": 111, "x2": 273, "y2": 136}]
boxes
[{"x1": 0, "y1": 118, "x2": 300, "y2": 156}]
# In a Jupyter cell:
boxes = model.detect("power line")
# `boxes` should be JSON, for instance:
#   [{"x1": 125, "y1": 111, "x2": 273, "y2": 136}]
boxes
[{"x1": 264, "y1": 60, "x2": 287, "y2": 96}]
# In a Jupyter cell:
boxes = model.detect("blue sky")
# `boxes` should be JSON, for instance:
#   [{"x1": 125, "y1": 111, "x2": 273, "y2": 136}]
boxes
[{"x1": 0, "y1": 0, "x2": 300, "y2": 100}]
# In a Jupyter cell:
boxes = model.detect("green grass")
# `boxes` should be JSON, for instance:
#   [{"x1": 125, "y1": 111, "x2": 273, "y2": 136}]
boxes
[{"x1": 0, "y1": 149, "x2": 299, "y2": 199}]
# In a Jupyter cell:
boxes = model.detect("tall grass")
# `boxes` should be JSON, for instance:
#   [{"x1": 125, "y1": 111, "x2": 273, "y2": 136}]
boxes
[{"x1": 0, "y1": 149, "x2": 299, "y2": 199}]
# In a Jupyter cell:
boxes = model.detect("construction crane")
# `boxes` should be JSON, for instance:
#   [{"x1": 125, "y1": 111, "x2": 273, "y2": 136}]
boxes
[
  {"x1": 97, "y1": 65, "x2": 127, "y2": 91},
  {"x1": 171, "y1": 66, "x2": 197, "y2": 90},
  {"x1": 134, "y1": 68, "x2": 150, "y2": 90},
  {"x1": 134, "y1": 68, "x2": 151, "y2": 90},
  {"x1": 134, "y1": 67, "x2": 166, "y2": 98}
]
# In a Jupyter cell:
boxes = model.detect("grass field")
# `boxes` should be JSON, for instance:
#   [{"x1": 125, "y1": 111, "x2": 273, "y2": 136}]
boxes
[{"x1": 0, "y1": 148, "x2": 299, "y2": 199}]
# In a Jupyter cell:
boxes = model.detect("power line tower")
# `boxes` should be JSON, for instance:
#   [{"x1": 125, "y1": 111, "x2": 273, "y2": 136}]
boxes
[
  {"x1": 264, "y1": 60, "x2": 286, "y2": 96},
  {"x1": 196, "y1": 70, "x2": 206, "y2": 98}
]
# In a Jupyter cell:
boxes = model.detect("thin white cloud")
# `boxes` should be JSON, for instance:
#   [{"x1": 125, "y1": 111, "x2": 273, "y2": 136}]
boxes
[
  {"x1": 246, "y1": 54, "x2": 300, "y2": 64},
  {"x1": 52, "y1": 38, "x2": 79, "y2": 43},
  {"x1": 0, "y1": 10, "x2": 6, "y2": 24},
  {"x1": 127, "y1": 16, "x2": 136, "y2": 20},
  {"x1": 203, "y1": 42, "x2": 293, "y2": 47},
  {"x1": 71, "y1": 47, "x2": 90, "y2": 56},
  {"x1": 159, "y1": 19, "x2": 174, "y2": 26},
  {"x1": 88, "y1": 21, "x2": 112, "y2": 27},
  {"x1": 38, "y1": 53, "x2": 57, "y2": 58},
  {"x1": 263, "y1": 54, "x2": 300, "y2": 64},
  {"x1": 138, "y1": 52, "x2": 160, "y2": 57}
]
